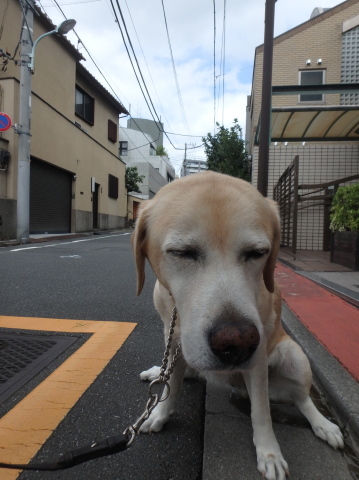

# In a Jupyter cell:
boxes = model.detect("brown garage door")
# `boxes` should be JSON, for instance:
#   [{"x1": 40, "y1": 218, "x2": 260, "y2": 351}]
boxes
[{"x1": 30, "y1": 158, "x2": 72, "y2": 234}]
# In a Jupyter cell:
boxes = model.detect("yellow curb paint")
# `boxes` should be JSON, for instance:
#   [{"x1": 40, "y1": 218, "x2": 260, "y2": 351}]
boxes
[{"x1": 0, "y1": 316, "x2": 136, "y2": 479}]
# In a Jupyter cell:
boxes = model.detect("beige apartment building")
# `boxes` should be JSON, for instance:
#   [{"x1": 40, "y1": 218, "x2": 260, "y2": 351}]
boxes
[
  {"x1": 0, "y1": 0, "x2": 129, "y2": 240},
  {"x1": 247, "y1": 0, "x2": 359, "y2": 250}
]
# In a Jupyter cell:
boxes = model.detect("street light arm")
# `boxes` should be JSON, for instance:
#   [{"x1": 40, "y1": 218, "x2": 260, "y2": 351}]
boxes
[
  {"x1": 27, "y1": 19, "x2": 76, "y2": 74},
  {"x1": 28, "y1": 29, "x2": 57, "y2": 73}
]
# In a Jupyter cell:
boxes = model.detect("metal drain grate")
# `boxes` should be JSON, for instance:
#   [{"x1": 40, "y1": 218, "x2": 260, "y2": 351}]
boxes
[{"x1": 0, "y1": 332, "x2": 79, "y2": 403}]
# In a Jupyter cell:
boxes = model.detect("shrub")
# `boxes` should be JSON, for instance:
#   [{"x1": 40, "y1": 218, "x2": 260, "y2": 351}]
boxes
[{"x1": 330, "y1": 183, "x2": 359, "y2": 232}]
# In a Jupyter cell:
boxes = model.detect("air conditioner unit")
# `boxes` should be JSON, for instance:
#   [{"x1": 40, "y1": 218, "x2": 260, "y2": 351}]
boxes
[{"x1": 0, "y1": 149, "x2": 10, "y2": 171}]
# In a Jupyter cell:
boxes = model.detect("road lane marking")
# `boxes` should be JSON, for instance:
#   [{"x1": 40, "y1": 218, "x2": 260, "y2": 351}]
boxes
[
  {"x1": 0, "y1": 316, "x2": 136, "y2": 479},
  {"x1": 10, "y1": 233, "x2": 132, "y2": 252}
]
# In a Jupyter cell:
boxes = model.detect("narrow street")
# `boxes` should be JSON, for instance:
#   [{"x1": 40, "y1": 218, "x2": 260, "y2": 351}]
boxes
[
  {"x1": 0, "y1": 233, "x2": 205, "y2": 480},
  {"x1": 0, "y1": 233, "x2": 358, "y2": 480}
]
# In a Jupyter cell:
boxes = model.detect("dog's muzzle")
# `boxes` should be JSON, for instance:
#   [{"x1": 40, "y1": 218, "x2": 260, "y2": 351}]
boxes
[{"x1": 209, "y1": 321, "x2": 260, "y2": 367}]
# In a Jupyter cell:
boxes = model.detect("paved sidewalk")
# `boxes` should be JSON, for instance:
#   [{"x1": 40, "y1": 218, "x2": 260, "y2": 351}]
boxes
[{"x1": 276, "y1": 263, "x2": 359, "y2": 381}]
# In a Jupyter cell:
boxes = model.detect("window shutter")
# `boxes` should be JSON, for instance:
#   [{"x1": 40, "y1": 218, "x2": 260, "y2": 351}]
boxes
[
  {"x1": 108, "y1": 119, "x2": 117, "y2": 142},
  {"x1": 108, "y1": 174, "x2": 119, "y2": 199}
]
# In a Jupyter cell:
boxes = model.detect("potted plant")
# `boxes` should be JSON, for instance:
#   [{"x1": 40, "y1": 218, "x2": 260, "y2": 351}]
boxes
[{"x1": 330, "y1": 183, "x2": 359, "y2": 270}]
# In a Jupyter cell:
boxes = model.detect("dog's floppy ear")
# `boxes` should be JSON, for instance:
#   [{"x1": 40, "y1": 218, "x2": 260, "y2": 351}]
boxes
[
  {"x1": 131, "y1": 202, "x2": 149, "y2": 296},
  {"x1": 263, "y1": 199, "x2": 280, "y2": 293}
]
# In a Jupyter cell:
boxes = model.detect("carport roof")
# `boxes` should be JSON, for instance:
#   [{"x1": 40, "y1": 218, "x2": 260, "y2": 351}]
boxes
[
  {"x1": 270, "y1": 105, "x2": 359, "y2": 142},
  {"x1": 254, "y1": 83, "x2": 359, "y2": 144}
]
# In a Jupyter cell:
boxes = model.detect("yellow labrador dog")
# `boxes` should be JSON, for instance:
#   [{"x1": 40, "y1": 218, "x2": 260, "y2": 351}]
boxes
[{"x1": 132, "y1": 171, "x2": 343, "y2": 480}]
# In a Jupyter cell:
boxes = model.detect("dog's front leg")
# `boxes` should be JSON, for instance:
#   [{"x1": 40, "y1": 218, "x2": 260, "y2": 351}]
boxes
[
  {"x1": 243, "y1": 356, "x2": 289, "y2": 480},
  {"x1": 139, "y1": 348, "x2": 186, "y2": 433}
]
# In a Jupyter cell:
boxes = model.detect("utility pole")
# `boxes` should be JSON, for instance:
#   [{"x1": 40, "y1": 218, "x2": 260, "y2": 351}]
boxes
[
  {"x1": 17, "y1": 0, "x2": 34, "y2": 243},
  {"x1": 257, "y1": 0, "x2": 276, "y2": 198},
  {"x1": 15, "y1": 2, "x2": 75, "y2": 243}
]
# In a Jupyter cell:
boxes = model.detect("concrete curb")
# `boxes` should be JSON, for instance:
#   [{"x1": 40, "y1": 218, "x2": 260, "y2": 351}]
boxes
[{"x1": 281, "y1": 302, "x2": 359, "y2": 444}]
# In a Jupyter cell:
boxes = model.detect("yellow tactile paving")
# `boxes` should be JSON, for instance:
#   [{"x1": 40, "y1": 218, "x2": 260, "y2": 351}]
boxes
[{"x1": 0, "y1": 316, "x2": 136, "y2": 479}]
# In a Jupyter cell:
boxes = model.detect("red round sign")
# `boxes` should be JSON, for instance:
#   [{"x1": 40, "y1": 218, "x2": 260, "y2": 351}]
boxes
[{"x1": 0, "y1": 113, "x2": 12, "y2": 132}]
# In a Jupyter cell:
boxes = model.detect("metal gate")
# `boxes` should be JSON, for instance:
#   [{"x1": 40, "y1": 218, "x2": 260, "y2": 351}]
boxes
[
  {"x1": 30, "y1": 158, "x2": 72, "y2": 234},
  {"x1": 273, "y1": 156, "x2": 299, "y2": 254},
  {"x1": 274, "y1": 155, "x2": 359, "y2": 255}
]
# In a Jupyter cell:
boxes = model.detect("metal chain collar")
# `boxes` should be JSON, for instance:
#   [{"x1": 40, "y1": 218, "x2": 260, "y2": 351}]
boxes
[{"x1": 124, "y1": 306, "x2": 181, "y2": 447}]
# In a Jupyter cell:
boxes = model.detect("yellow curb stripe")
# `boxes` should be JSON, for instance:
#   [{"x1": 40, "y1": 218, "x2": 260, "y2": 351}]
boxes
[{"x1": 0, "y1": 316, "x2": 136, "y2": 479}]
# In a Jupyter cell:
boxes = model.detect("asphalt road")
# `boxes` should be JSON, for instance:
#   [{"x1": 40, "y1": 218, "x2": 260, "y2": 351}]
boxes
[{"x1": 0, "y1": 233, "x2": 205, "y2": 480}]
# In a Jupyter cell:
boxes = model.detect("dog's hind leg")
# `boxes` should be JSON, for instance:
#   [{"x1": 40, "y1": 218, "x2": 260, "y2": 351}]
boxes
[{"x1": 268, "y1": 336, "x2": 344, "y2": 449}]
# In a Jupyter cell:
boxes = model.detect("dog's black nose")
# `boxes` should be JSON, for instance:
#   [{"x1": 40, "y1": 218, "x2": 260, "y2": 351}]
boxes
[{"x1": 209, "y1": 323, "x2": 260, "y2": 366}]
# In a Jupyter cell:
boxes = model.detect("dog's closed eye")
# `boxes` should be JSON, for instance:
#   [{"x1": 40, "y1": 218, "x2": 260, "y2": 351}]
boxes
[
  {"x1": 243, "y1": 248, "x2": 269, "y2": 262},
  {"x1": 167, "y1": 248, "x2": 200, "y2": 261}
]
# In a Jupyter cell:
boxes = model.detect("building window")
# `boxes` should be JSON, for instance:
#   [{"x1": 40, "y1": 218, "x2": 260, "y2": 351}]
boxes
[
  {"x1": 75, "y1": 86, "x2": 94, "y2": 125},
  {"x1": 149, "y1": 144, "x2": 156, "y2": 156},
  {"x1": 299, "y1": 70, "x2": 325, "y2": 102},
  {"x1": 341, "y1": 25, "x2": 359, "y2": 105},
  {"x1": 108, "y1": 119, "x2": 117, "y2": 142},
  {"x1": 108, "y1": 174, "x2": 119, "y2": 199},
  {"x1": 119, "y1": 141, "x2": 128, "y2": 156}
]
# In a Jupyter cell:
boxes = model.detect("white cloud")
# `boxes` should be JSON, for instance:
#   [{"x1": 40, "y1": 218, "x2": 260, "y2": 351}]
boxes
[{"x1": 38, "y1": 0, "x2": 343, "y2": 170}]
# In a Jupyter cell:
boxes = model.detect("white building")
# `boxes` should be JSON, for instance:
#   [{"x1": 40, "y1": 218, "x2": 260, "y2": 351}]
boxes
[
  {"x1": 181, "y1": 158, "x2": 208, "y2": 177},
  {"x1": 119, "y1": 119, "x2": 175, "y2": 199}
]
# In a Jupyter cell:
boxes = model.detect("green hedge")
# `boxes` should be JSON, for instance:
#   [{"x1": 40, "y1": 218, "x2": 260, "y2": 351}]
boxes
[{"x1": 330, "y1": 183, "x2": 359, "y2": 232}]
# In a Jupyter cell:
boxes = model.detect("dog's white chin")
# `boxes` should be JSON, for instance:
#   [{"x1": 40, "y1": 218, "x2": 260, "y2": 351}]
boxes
[{"x1": 182, "y1": 347, "x2": 257, "y2": 373}]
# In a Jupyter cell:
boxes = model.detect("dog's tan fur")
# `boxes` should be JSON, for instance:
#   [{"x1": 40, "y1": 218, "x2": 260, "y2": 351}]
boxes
[{"x1": 132, "y1": 171, "x2": 343, "y2": 480}]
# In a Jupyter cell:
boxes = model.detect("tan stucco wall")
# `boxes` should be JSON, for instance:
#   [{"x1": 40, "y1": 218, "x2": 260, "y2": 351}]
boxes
[
  {"x1": 0, "y1": 0, "x2": 127, "y2": 237},
  {"x1": 30, "y1": 92, "x2": 126, "y2": 219},
  {"x1": 0, "y1": 79, "x2": 19, "y2": 199},
  {"x1": 75, "y1": 72, "x2": 120, "y2": 156}
]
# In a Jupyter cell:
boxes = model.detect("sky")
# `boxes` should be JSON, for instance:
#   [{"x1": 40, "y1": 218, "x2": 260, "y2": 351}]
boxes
[{"x1": 36, "y1": 0, "x2": 343, "y2": 175}]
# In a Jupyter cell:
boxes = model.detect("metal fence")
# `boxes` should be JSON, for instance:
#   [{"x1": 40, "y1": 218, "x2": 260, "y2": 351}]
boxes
[{"x1": 273, "y1": 152, "x2": 359, "y2": 255}]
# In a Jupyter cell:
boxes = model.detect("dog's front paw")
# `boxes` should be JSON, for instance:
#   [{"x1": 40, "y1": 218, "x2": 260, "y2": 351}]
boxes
[
  {"x1": 139, "y1": 405, "x2": 171, "y2": 433},
  {"x1": 256, "y1": 444, "x2": 289, "y2": 480},
  {"x1": 140, "y1": 366, "x2": 161, "y2": 382},
  {"x1": 312, "y1": 418, "x2": 344, "y2": 450}
]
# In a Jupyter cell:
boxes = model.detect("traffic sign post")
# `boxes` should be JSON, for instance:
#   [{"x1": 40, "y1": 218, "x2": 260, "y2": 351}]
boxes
[{"x1": 0, "y1": 113, "x2": 12, "y2": 132}]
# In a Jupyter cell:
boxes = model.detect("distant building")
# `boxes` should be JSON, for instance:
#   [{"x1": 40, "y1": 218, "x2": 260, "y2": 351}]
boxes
[
  {"x1": 119, "y1": 119, "x2": 175, "y2": 199},
  {"x1": 181, "y1": 158, "x2": 207, "y2": 177},
  {"x1": 127, "y1": 117, "x2": 164, "y2": 148}
]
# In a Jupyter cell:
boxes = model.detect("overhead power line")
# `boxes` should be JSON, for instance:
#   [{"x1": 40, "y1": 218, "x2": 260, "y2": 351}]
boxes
[
  {"x1": 217, "y1": 0, "x2": 226, "y2": 126},
  {"x1": 49, "y1": 0, "x2": 201, "y2": 152},
  {"x1": 110, "y1": 0, "x2": 201, "y2": 151},
  {"x1": 123, "y1": 0, "x2": 178, "y2": 149},
  {"x1": 160, "y1": 0, "x2": 191, "y2": 136}
]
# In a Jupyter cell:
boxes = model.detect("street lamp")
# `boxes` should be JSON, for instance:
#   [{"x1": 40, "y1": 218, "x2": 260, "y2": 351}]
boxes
[
  {"x1": 17, "y1": 6, "x2": 76, "y2": 243},
  {"x1": 28, "y1": 19, "x2": 76, "y2": 73}
]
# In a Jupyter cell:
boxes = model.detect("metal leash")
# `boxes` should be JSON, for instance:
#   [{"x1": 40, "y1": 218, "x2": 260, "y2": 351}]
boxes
[{"x1": 124, "y1": 306, "x2": 182, "y2": 447}]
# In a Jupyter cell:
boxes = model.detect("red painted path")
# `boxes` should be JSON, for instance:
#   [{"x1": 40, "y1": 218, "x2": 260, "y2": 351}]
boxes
[{"x1": 275, "y1": 263, "x2": 359, "y2": 382}]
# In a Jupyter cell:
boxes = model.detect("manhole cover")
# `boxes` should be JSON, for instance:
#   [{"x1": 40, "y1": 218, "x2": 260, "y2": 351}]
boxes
[{"x1": 0, "y1": 332, "x2": 79, "y2": 403}]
